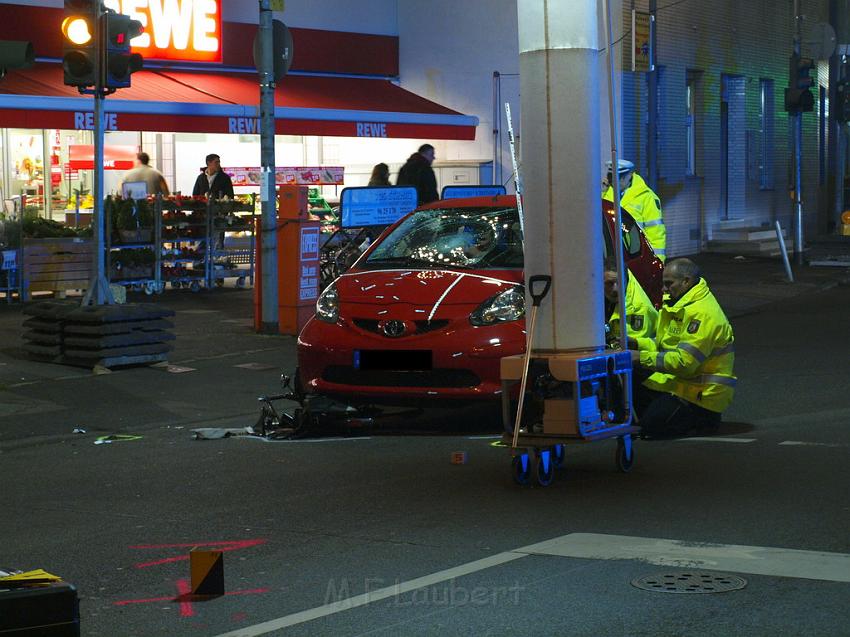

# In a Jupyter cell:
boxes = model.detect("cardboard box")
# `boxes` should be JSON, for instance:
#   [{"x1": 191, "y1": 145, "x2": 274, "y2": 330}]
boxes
[
  {"x1": 542, "y1": 399, "x2": 579, "y2": 435},
  {"x1": 500, "y1": 354, "x2": 525, "y2": 380}
]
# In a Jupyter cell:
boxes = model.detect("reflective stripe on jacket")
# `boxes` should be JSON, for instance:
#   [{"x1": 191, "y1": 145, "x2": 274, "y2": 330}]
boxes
[
  {"x1": 608, "y1": 271, "x2": 658, "y2": 342},
  {"x1": 634, "y1": 278, "x2": 736, "y2": 412},
  {"x1": 604, "y1": 172, "x2": 666, "y2": 261}
]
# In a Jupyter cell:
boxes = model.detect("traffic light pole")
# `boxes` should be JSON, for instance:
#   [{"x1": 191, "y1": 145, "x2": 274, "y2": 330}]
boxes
[
  {"x1": 258, "y1": 0, "x2": 278, "y2": 333},
  {"x1": 81, "y1": 2, "x2": 115, "y2": 306},
  {"x1": 793, "y1": 0, "x2": 805, "y2": 265}
]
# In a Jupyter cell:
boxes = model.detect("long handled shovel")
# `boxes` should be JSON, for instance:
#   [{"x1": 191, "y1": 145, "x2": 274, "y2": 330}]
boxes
[{"x1": 511, "y1": 274, "x2": 552, "y2": 448}]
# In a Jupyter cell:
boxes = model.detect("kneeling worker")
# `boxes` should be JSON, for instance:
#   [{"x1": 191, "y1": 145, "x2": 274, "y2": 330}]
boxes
[
  {"x1": 603, "y1": 258, "x2": 658, "y2": 346},
  {"x1": 628, "y1": 258, "x2": 736, "y2": 438}
]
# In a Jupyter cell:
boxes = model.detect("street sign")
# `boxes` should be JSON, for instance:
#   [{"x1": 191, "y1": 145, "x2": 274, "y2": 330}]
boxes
[{"x1": 253, "y1": 19, "x2": 293, "y2": 82}]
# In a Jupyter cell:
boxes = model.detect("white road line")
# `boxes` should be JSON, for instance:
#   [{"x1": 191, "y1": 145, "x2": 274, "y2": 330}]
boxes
[
  {"x1": 677, "y1": 437, "x2": 757, "y2": 443},
  {"x1": 518, "y1": 533, "x2": 850, "y2": 583},
  {"x1": 212, "y1": 552, "x2": 525, "y2": 637},
  {"x1": 779, "y1": 440, "x2": 846, "y2": 448},
  {"x1": 213, "y1": 531, "x2": 850, "y2": 637},
  {"x1": 466, "y1": 435, "x2": 502, "y2": 440},
  {"x1": 239, "y1": 437, "x2": 372, "y2": 444}
]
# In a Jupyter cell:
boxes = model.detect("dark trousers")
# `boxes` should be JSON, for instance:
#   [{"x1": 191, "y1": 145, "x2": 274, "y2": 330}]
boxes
[{"x1": 634, "y1": 385, "x2": 720, "y2": 438}]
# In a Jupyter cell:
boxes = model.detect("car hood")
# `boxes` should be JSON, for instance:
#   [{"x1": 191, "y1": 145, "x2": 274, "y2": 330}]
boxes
[{"x1": 336, "y1": 268, "x2": 522, "y2": 319}]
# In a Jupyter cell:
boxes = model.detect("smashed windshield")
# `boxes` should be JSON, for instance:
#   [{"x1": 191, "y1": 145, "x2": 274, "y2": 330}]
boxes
[{"x1": 364, "y1": 206, "x2": 523, "y2": 269}]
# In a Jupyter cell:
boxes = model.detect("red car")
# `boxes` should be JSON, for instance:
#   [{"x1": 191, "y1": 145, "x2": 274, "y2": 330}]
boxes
[{"x1": 297, "y1": 195, "x2": 662, "y2": 405}]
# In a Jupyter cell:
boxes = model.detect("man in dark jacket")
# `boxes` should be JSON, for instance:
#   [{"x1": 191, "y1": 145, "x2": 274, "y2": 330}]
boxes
[
  {"x1": 396, "y1": 144, "x2": 438, "y2": 205},
  {"x1": 192, "y1": 153, "x2": 234, "y2": 199}
]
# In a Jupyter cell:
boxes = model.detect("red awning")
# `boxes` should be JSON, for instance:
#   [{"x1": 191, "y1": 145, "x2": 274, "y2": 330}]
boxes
[{"x1": 0, "y1": 64, "x2": 477, "y2": 140}]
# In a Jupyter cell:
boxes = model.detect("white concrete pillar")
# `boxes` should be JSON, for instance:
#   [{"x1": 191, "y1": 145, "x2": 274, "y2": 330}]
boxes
[{"x1": 517, "y1": 0, "x2": 604, "y2": 351}]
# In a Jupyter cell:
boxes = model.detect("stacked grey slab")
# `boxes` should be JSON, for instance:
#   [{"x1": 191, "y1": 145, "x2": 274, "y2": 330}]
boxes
[{"x1": 22, "y1": 301, "x2": 175, "y2": 368}]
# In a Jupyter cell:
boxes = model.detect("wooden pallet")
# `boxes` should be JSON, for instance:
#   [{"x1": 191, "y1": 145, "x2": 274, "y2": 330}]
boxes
[{"x1": 22, "y1": 238, "x2": 93, "y2": 300}]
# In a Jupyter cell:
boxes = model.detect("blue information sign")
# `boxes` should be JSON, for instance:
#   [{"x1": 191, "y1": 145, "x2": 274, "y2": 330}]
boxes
[
  {"x1": 440, "y1": 185, "x2": 507, "y2": 200},
  {"x1": 340, "y1": 186, "x2": 419, "y2": 228}
]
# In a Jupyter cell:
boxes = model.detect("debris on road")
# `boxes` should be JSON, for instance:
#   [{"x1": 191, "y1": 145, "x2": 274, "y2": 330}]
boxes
[
  {"x1": 94, "y1": 434, "x2": 144, "y2": 445},
  {"x1": 451, "y1": 451, "x2": 468, "y2": 464},
  {"x1": 192, "y1": 428, "x2": 253, "y2": 440}
]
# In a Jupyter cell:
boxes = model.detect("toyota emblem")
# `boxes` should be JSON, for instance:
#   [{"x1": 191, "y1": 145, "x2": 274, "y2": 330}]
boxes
[{"x1": 381, "y1": 320, "x2": 406, "y2": 337}]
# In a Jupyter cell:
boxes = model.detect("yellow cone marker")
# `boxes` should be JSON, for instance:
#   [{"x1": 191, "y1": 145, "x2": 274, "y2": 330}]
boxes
[{"x1": 190, "y1": 550, "x2": 224, "y2": 596}]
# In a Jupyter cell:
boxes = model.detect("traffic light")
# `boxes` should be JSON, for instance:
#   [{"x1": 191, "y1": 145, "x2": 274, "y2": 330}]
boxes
[
  {"x1": 836, "y1": 80, "x2": 850, "y2": 124},
  {"x1": 103, "y1": 9, "x2": 143, "y2": 90},
  {"x1": 0, "y1": 40, "x2": 34, "y2": 79},
  {"x1": 62, "y1": 0, "x2": 97, "y2": 88},
  {"x1": 785, "y1": 53, "x2": 815, "y2": 113}
]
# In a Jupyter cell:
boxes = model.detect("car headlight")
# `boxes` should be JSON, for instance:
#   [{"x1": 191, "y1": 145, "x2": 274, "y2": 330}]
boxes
[
  {"x1": 469, "y1": 286, "x2": 525, "y2": 326},
  {"x1": 316, "y1": 282, "x2": 339, "y2": 323}
]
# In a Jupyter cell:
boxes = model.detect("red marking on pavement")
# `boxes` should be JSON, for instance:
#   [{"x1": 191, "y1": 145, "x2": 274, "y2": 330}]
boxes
[
  {"x1": 113, "y1": 587, "x2": 270, "y2": 607},
  {"x1": 232, "y1": 611, "x2": 249, "y2": 622},
  {"x1": 129, "y1": 539, "x2": 267, "y2": 569},
  {"x1": 176, "y1": 579, "x2": 194, "y2": 617}
]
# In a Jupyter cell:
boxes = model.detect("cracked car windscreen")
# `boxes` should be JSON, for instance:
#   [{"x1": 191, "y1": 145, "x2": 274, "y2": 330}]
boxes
[{"x1": 365, "y1": 207, "x2": 523, "y2": 269}]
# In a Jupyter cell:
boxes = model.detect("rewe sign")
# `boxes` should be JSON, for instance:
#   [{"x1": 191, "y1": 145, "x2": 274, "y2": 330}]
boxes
[{"x1": 103, "y1": 0, "x2": 222, "y2": 63}]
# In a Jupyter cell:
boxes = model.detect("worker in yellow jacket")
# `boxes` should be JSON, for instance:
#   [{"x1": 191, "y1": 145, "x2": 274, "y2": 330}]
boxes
[
  {"x1": 603, "y1": 260, "x2": 658, "y2": 345},
  {"x1": 629, "y1": 258, "x2": 735, "y2": 438},
  {"x1": 603, "y1": 159, "x2": 666, "y2": 261}
]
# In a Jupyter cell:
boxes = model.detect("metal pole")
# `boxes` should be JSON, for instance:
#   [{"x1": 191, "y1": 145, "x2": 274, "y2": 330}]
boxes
[
  {"x1": 258, "y1": 0, "x2": 278, "y2": 333},
  {"x1": 493, "y1": 71, "x2": 500, "y2": 186},
  {"x1": 775, "y1": 220, "x2": 795, "y2": 282},
  {"x1": 830, "y1": 0, "x2": 849, "y2": 232},
  {"x1": 603, "y1": 0, "x2": 629, "y2": 353},
  {"x1": 793, "y1": 0, "x2": 805, "y2": 265},
  {"x1": 82, "y1": 3, "x2": 114, "y2": 306},
  {"x1": 647, "y1": 0, "x2": 658, "y2": 190}
]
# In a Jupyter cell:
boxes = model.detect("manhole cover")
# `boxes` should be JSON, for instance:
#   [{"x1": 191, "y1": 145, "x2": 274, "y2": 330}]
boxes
[{"x1": 631, "y1": 571, "x2": 747, "y2": 594}]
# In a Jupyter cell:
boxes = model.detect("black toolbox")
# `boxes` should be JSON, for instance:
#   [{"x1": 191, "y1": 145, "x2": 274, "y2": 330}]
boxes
[{"x1": 0, "y1": 581, "x2": 80, "y2": 636}]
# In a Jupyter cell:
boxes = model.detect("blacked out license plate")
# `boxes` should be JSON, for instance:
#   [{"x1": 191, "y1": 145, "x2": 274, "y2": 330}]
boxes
[{"x1": 354, "y1": 350, "x2": 433, "y2": 371}]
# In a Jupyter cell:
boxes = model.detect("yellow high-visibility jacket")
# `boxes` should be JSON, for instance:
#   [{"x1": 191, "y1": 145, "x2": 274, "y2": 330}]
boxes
[
  {"x1": 608, "y1": 271, "x2": 658, "y2": 342},
  {"x1": 634, "y1": 278, "x2": 736, "y2": 412},
  {"x1": 604, "y1": 173, "x2": 666, "y2": 261}
]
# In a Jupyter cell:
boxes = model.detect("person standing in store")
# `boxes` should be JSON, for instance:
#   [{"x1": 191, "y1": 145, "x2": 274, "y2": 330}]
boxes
[
  {"x1": 192, "y1": 153, "x2": 234, "y2": 199},
  {"x1": 602, "y1": 159, "x2": 666, "y2": 261},
  {"x1": 396, "y1": 144, "x2": 438, "y2": 205},
  {"x1": 368, "y1": 162, "x2": 391, "y2": 187},
  {"x1": 120, "y1": 152, "x2": 169, "y2": 196}
]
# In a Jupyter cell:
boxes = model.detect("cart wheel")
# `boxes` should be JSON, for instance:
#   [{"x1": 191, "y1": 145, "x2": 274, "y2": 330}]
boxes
[
  {"x1": 534, "y1": 449, "x2": 555, "y2": 487},
  {"x1": 155, "y1": 283, "x2": 164, "y2": 295},
  {"x1": 552, "y1": 444, "x2": 566, "y2": 470},
  {"x1": 616, "y1": 436, "x2": 635, "y2": 473},
  {"x1": 143, "y1": 282, "x2": 155, "y2": 295},
  {"x1": 236, "y1": 276, "x2": 246, "y2": 288},
  {"x1": 511, "y1": 454, "x2": 531, "y2": 486},
  {"x1": 215, "y1": 278, "x2": 225, "y2": 287},
  {"x1": 190, "y1": 281, "x2": 201, "y2": 293}
]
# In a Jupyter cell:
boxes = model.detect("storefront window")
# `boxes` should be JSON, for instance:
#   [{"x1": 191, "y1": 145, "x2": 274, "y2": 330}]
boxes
[
  {"x1": 56, "y1": 129, "x2": 93, "y2": 222},
  {"x1": 8, "y1": 129, "x2": 45, "y2": 217}
]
